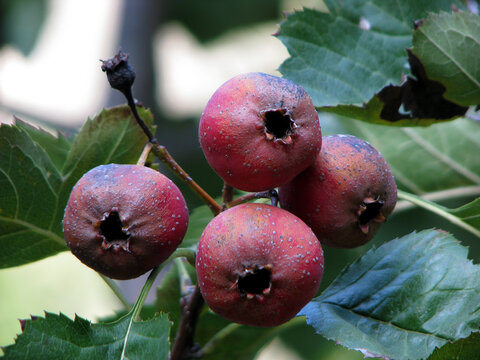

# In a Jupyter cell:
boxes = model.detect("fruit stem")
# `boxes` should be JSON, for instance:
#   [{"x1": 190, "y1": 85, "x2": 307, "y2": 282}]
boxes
[
  {"x1": 171, "y1": 247, "x2": 196, "y2": 267},
  {"x1": 397, "y1": 189, "x2": 480, "y2": 239},
  {"x1": 132, "y1": 265, "x2": 163, "y2": 321},
  {"x1": 176, "y1": 258, "x2": 194, "y2": 293},
  {"x1": 119, "y1": 266, "x2": 163, "y2": 360},
  {"x1": 124, "y1": 88, "x2": 158, "y2": 144},
  {"x1": 152, "y1": 144, "x2": 222, "y2": 215},
  {"x1": 99, "y1": 274, "x2": 131, "y2": 310},
  {"x1": 136, "y1": 142, "x2": 153, "y2": 166},
  {"x1": 394, "y1": 185, "x2": 480, "y2": 213},
  {"x1": 170, "y1": 284, "x2": 205, "y2": 360},
  {"x1": 227, "y1": 189, "x2": 279, "y2": 208},
  {"x1": 222, "y1": 183, "x2": 234, "y2": 207},
  {"x1": 119, "y1": 249, "x2": 195, "y2": 321},
  {"x1": 102, "y1": 51, "x2": 221, "y2": 216}
]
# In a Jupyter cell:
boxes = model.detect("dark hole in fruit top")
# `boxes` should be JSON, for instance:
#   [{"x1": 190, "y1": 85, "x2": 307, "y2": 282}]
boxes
[
  {"x1": 261, "y1": 109, "x2": 294, "y2": 139},
  {"x1": 238, "y1": 267, "x2": 272, "y2": 295},
  {"x1": 100, "y1": 211, "x2": 130, "y2": 242},
  {"x1": 359, "y1": 200, "x2": 384, "y2": 225}
]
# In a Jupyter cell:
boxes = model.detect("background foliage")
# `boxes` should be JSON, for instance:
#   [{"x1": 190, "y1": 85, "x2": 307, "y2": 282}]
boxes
[{"x1": 1, "y1": 1, "x2": 480, "y2": 359}]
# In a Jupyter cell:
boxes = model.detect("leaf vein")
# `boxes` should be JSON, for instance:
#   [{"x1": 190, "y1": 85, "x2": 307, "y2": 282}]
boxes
[
  {"x1": 402, "y1": 128, "x2": 480, "y2": 184},
  {"x1": 322, "y1": 301, "x2": 454, "y2": 342},
  {"x1": 0, "y1": 215, "x2": 65, "y2": 246}
]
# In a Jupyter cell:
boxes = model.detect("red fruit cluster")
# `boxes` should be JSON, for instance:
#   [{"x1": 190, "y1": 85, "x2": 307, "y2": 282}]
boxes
[
  {"x1": 63, "y1": 164, "x2": 189, "y2": 280},
  {"x1": 62, "y1": 72, "x2": 396, "y2": 329},
  {"x1": 196, "y1": 73, "x2": 397, "y2": 327}
]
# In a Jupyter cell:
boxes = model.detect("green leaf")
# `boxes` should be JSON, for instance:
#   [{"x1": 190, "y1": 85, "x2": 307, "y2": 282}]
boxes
[
  {"x1": 412, "y1": 11, "x2": 480, "y2": 106},
  {"x1": 428, "y1": 332, "x2": 480, "y2": 360},
  {"x1": 0, "y1": 124, "x2": 66, "y2": 268},
  {"x1": 14, "y1": 118, "x2": 71, "y2": 170},
  {"x1": 339, "y1": 117, "x2": 480, "y2": 194},
  {"x1": 300, "y1": 229, "x2": 480, "y2": 360},
  {"x1": 398, "y1": 190, "x2": 480, "y2": 239},
  {"x1": 180, "y1": 204, "x2": 214, "y2": 249},
  {"x1": 449, "y1": 197, "x2": 480, "y2": 230},
  {"x1": 277, "y1": 1, "x2": 467, "y2": 125},
  {"x1": 2, "y1": 312, "x2": 171, "y2": 360},
  {"x1": 0, "y1": 105, "x2": 154, "y2": 268}
]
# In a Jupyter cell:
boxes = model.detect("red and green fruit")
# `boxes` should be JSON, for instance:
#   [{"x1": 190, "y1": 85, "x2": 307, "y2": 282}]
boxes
[
  {"x1": 63, "y1": 164, "x2": 189, "y2": 280},
  {"x1": 279, "y1": 134, "x2": 397, "y2": 248},
  {"x1": 196, "y1": 203, "x2": 324, "y2": 327},
  {"x1": 199, "y1": 72, "x2": 322, "y2": 192}
]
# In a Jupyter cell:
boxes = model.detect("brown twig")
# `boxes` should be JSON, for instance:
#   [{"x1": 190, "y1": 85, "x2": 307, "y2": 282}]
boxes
[
  {"x1": 227, "y1": 189, "x2": 279, "y2": 208},
  {"x1": 222, "y1": 183, "x2": 234, "y2": 208},
  {"x1": 101, "y1": 51, "x2": 156, "y2": 143},
  {"x1": 152, "y1": 144, "x2": 221, "y2": 215},
  {"x1": 136, "y1": 142, "x2": 153, "y2": 166},
  {"x1": 101, "y1": 51, "x2": 221, "y2": 215},
  {"x1": 170, "y1": 284, "x2": 205, "y2": 360}
]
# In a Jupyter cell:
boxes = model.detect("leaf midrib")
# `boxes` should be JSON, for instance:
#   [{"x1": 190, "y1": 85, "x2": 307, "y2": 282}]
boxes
[
  {"x1": 401, "y1": 128, "x2": 480, "y2": 184},
  {"x1": 0, "y1": 215, "x2": 65, "y2": 246},
  {"x1": 418, "y1": 20, "x2": 480, "y2": 90},
  {"x1": 50, "y1": 119, "x2": 130, "y2": 232},
  {"x1": 320, "y1": 301, "x2": 454, "y2": 342}
]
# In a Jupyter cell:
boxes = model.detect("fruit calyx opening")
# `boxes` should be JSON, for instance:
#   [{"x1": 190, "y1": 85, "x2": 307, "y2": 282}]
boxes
[
  {"x1": 358, "y1": 197, "x2": 386, "y2": 234},
  {"x1": 260, "y1": 108, "x2": 296, "y2": 144},
  {"x1": 99, "y1": 209, "x2": 131, "y2": 251},
  {"x1": 238, "y1": 264, "x2": 272, "y2": 299}
]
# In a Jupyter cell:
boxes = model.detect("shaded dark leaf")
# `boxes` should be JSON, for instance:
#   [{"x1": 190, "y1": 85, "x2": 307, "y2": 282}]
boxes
[
  {"x1": 377, "y1": 51, "x2": 468, "y2": 121},
  {"x1": 428, "y1": 332, "x2": 480, "y2": 360}
]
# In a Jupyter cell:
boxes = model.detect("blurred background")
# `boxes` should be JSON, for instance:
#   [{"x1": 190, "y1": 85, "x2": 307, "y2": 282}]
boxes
[{"x1": 1, "y1": 1, "x2": 479, "y2": 359}]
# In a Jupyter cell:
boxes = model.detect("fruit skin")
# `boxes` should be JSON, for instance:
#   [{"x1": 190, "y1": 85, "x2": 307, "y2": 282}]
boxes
[
  {"x1": 279, "y1": 135, "x2": 397, "y2": 248},
  {"x1": 63, "y1": 164, "x2": 189, "y2": 280},
  {"x1": 196, "y1": 203, "x2": 324, "y2": 327},
  {"x1": 199, "y1": 72, "x2": 322, "y2": 192}
]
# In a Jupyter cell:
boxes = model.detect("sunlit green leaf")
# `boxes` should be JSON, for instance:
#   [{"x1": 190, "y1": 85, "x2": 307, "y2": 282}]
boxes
[
  {"x1": 0, "y1": 124, "x2": 66, "y2": 267},
  {"x1": 15, "y1": 118, "x2": 71, "y2": 170},
  {"x1": 2, "y1": 312, "x2": 170, "y2": 360}
]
